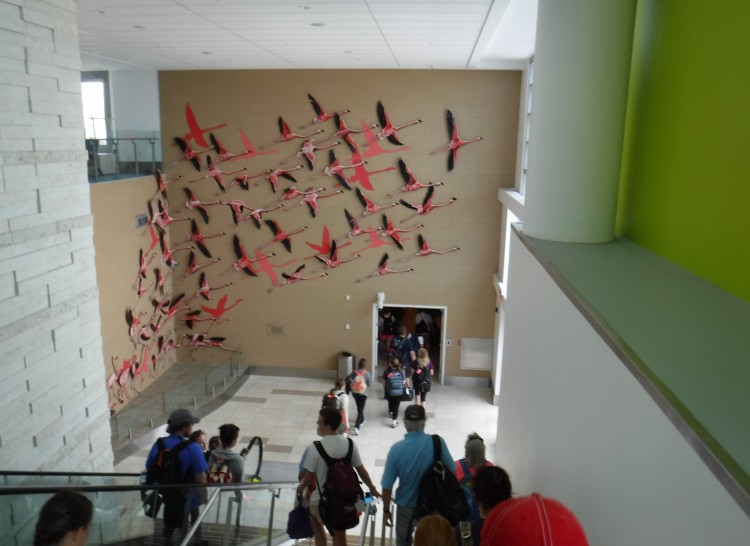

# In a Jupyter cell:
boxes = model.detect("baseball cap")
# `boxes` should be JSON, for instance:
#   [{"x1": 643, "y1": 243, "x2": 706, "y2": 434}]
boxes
[
  {"x1": 167, "y1": 408, "x2": 200, "y2": 428},
  {"x1": 403, "y1": 405, "x2": 426, "y2": 421},
  {"x1": 481, "y1": 493, "x2": 588, "y2": 546}
]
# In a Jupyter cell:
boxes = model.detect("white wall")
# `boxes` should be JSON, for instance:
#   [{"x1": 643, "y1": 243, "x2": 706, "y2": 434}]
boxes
[
  {"x1": 110, "y1": 69, "x2": 161, "y2": 162},
  {"x1": 496, "y1": 230, "x2": 750, "y2": 545},
  {"x1": 0, "y1": 0, "x2": 113, "y2": 473}
]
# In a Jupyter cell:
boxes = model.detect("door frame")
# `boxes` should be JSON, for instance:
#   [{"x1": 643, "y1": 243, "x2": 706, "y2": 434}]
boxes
[{"x1": 371, "y1": 303, "x2": 448, "y2": 385}]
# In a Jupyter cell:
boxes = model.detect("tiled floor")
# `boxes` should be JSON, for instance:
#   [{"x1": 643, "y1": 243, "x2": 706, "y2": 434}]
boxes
[
  {"x1": 114, "y1": 373, "x2": 498, "y2": 545},
  {"x1": 115, "y1": 373, "x2": 498, "y2": 485}
]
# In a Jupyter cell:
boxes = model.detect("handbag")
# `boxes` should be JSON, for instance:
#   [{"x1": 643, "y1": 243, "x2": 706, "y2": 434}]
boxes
[
  {"x1": 287, "y1": 494, "x2": 314, "y2": 539},
  {"x1": 401, "y1": 387, "x2": 414, "y2": 401},
  {"x1": 142, "y1": 489, "x2": 162, "y2": 518}
]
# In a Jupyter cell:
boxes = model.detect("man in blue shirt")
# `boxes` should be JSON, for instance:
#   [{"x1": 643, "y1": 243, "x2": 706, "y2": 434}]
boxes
[
  {"x1": 381, "y1": 405, "x2": 456, "y2": 546},
  {"x1": 145, "y1": 408, "x2": 209, "y2": 546}
]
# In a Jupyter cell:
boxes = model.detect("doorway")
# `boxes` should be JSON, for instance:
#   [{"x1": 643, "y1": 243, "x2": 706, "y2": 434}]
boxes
[{"x1": 371, "y1": 304, "x2": 447, "y2": 385}]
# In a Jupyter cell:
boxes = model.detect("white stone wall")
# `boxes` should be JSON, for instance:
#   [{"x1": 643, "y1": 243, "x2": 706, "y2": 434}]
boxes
[{"x1": 0, "y1": 0, "x2": 113, "y2": 472}]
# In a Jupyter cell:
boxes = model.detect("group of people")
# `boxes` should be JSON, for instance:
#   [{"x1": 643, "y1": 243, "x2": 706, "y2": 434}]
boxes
[{"x1": 298, "y1": 403, "x2": 588, "y2": 546}]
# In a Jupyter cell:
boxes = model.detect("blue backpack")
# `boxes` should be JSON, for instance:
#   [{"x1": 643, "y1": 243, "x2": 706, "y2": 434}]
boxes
[
  {"x1": 458, "y1": 459, "x2": 480, "y2": 522},
  {"x1": 385, "y1": 370, "x2": 404, "y2": 396}
]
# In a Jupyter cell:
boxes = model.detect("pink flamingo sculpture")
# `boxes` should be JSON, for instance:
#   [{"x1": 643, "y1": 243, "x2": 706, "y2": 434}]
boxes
[
  {"x1": 187, "y1": 219, "x2": 224, "y2": 258},
  {"x1": 356, "y1": 253, "x2": 414, "y2": 283},
  {"x1": 170, "y1": 136, "x2": 211, "y2": 171},
  {"x1": 399, "y1": 186, "x2": 457, "y2": 222},
  {"x1": 400, "y1": 234, "x2": 460, "y2": 261},
  {"x1": 354, "y1": 187, "x2": 399, "y2": 219},
  {"x1": 259, "y1": 219, "x2": 308, "y2": 254},
  {"x1": 261, "y1": 116, "x2": 324, "y2": 149},
  {"x1": 152, "y1": 169, "x2": 180, "y2": 201},
  {"x1": 314, "y1": 239, "x2": 361, "y2": 269},
  {"x1": 376, "y1": 101, "x2": 422, "y2": 145},
  {"x1": 243, "y1": 203, "x2": 284, "y2": 229},
  {"x1": 335, "y1": 208, "x2": 383, "y2": 242},
  {"x1": 430, "y1": 109, "x2": 483, "y2": 171},
  {"x1": 179, "y1": 251, "x2": 220, "y2": 281},
  {"x1": 181, "y1": 187, "x2": 222, "y2": 224},
  {"x1": 381, "y1": 213, "x2": 423, "y2": 251},
  {"x1": 301, "y1": 94, "x2": 350, "y2": 127},
  {"x1": 388, "y1": 159, "x2": 444, "y2": 196},
  {"x1": 223, "y1": 234, "x2": 275, "y2": 277}
]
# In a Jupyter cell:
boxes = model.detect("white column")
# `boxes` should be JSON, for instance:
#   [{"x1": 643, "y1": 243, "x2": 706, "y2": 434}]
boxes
[{"x1": 523, "y1": 0, "x2": 637, "y2": 243}]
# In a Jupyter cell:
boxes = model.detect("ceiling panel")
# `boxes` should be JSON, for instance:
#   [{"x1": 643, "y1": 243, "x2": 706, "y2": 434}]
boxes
[{"x1": 77, "y1": 0, "x2": 536, "y2": 71}]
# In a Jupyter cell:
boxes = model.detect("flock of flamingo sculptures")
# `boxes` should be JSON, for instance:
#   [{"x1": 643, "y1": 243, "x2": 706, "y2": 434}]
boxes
[{"x1": 107, "y1": 98, "x2": 481, "y2": 413}]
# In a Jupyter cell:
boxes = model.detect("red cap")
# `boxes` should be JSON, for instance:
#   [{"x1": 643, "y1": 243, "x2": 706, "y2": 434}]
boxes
[{"x1": 481, "y1": 493, "x2": 588, "y2": 546}]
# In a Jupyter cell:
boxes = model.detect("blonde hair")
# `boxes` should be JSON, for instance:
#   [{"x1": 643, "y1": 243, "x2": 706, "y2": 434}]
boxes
[
  {"x1": 417, "y1": 347, "x2": 429, "y2": 367},
  {"x1": 413, "y1": 515, "x2": 456, "y2": 546}
]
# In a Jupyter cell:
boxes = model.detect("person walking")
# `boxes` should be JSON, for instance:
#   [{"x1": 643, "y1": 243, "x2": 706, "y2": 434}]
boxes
[
  {"x1": 411, "y1": 348, "x2": 434, "y2": 408},
  {"x1": 346, "y1": 358, "x2": 372, "y2": 435},
  {"x1": 34, "y1": 491, "x2": 93, "y2": 546},
  {"x1": 383, "y1": 357, "x2": 406, "y2": 428},
  {"x1": 381, "y1": 405, "x2": 457, "y2": 546},
  {"x1": 297, "y1": 408, "x2": 381, "y2": 546},
  {"x1": 145, "y1": 409, "x2": 208, "y2": 546}
]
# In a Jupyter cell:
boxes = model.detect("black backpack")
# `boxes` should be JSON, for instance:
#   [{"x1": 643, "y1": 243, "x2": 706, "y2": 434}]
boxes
[
  {"x1": 145, "y1": 438, "x2": 192, "y2": 485},
  {"x1": 415, "y1": 435, "x2": 469, "y2": 526},
  {"x1": 314, "y1": 438, "x2": 363, "y2": 532}
]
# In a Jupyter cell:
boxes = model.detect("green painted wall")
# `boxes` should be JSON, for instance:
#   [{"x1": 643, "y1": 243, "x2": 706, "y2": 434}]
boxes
[{"x1": 617, "y1": 0, "x2": 750, "y2": 302}]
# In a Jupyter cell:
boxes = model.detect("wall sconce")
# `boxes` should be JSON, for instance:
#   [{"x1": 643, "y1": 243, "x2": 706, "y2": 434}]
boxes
[{"x1": 376, "y1": 292, "x2": 385, "y2": 309}]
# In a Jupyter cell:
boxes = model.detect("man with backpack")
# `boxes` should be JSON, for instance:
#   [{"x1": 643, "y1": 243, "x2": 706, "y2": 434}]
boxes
[
  {"x1": 381, "y1": 405, "x2": 459, "y2": 546},
  {"x1": 144, "y1": 408, "x2": 209, "y2": 546},
  {"x1": 297, "y1": 407, "x2": 381, "y2": 546}
]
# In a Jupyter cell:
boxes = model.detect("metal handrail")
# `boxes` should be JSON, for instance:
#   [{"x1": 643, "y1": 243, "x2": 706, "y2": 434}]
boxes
[
  {"x1": 0, "y1": 470, "x2": 140, "y2": 478},
  {"x1": 0, "y1": 480, "x2": 297, "y2": 496}
]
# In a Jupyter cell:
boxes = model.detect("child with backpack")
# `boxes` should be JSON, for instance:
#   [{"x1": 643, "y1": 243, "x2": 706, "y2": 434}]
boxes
[
  {"x1": 345, "y1": 358, "x2": 372, "y2": 436},
  {"x1": 454, "y1": 433, "x2": 494, "y2": 522},
  {"x1": 207, "y1": 424, "x2": 250, "y2": 498},
  {"x1": 383, "y1": 357, "x2": 406, "y2": 428},
  {"x1": 412, "y1": 348, "x2": 435, "y2": 409},
  {"x1": 297, "y1": 407, "x2": 381, "y2": 546},
  {"x1": 321, "y1": 378, "x2": 349, "y2": 434}
]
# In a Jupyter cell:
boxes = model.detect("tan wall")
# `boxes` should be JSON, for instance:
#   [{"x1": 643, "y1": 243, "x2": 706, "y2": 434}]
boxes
[
  {"x1": 146, "y1": 69, "x2": 516, "y2": 380},
  {"x1": 92, "y1": 177, "x2": 177, "y2": 410}
]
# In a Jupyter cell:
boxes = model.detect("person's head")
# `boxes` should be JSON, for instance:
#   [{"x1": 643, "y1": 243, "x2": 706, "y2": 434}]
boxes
[
  {"x1": 417, "y1": 347, "x2": 429, "y2": 364},
  {"x1": 413, "y1": 514, "x2": 456, "y2": 546},
  {"x1": 473, "y1": 465, "x2": 513, "y2": 515},
  {"x1": 166, "y1": 408, "x2": 200, "y2": 435},
  {"x1": 208, "y1": 435, "x2": 221, "y2": 451},
  {"x1": 317, "y1": 408, "x2": 342, "y2": 436},
  {"x1": 464, "y1": 432, "x2": 486, "y2": 468},
  {"x1": 481, "y1": 493, "x2": 588, "y2": 546},
  {"x1": 34, "y1": 491, "x2": 94, "y2": 546},
  {"x1": 189, "y1": 429, "x2": 208, "y2": 451},
  {"x1": 335, "y1": 377, "x2": 345, "y2": 390},
  {"x1": 389, "y1": 357, "x2": 401, "y2": 370},
  {"x1": 398, "y1": 325, "x2": 407, "y2": 336},
  {"x1": 218, "y1": 423, "x2": 240, "y2": 448},
  {"x1": 403, "y1": 404, "x2": 426, "y2": 433},
  {"x1": 357, "y1": 358, "x2": 367, "y2": 370}
]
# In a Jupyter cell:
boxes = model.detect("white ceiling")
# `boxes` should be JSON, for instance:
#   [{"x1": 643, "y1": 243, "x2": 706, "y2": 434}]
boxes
[{"x1": 77, "y1": 0, "x2": 537, "y2": 72}]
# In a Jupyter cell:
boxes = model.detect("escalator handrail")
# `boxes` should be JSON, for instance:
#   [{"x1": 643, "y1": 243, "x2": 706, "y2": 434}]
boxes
[{"x1": 1, "y1": 470, "x2": 141, "y2": 478}]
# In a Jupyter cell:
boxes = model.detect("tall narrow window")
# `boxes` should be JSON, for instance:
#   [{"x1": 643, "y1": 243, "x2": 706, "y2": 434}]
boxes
[{"x1": 81, "y1": 71, "x2": 110, "y2": 140}]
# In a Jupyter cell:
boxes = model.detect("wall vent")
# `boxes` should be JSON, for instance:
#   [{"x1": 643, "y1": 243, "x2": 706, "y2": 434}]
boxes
[{"x1": 135, "y1": 213, "x2": 149, "y2": 228}]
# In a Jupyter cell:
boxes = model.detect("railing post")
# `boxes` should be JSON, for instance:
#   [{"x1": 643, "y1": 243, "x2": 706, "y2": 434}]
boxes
[
  {"x1": 149, "y1": 138, "x2": 156, "y2": 174},
  {"x1": 133, "y1": 140, "x2": 139, "y2": 176},
  {"x1": 267, "y1": 488, "x2": 279, "y2": 546}
]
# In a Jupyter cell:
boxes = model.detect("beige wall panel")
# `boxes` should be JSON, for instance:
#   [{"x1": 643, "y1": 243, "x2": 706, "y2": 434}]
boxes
[
  {"x1": 92, "y1": 177, "x2": 177, "y2": 411},
  {"x1": 158, "y1": 69, "x2": 519, "y2": 378}
]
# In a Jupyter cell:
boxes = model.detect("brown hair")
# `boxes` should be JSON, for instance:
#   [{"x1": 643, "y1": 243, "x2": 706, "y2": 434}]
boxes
[{"x1": 413, "y1": 514, "x2": 456, "y2": 546}]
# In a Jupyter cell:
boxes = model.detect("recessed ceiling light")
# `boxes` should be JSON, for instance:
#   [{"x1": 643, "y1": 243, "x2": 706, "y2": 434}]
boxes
[
  {"x1": 310, "y1": 22, "x2": 326, "y2": 27},
  {"x1": 93, "y1": 9, "x2": 105, "y2": 15},
  {"x1": 201, "y1": 51, "x2": 213, "y2": 55},
  {"x1": 298, "y1": 5, "x2": 311, "y2": 9},
  {"x1": 343, "y1": 50, "x2": 353, "y2": 54},
  {"x1": 134, "y1": 25, "x2": 146, "y2": 29}
]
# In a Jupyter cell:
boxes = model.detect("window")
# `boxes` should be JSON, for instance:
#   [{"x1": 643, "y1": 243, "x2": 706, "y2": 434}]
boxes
[{"x1": 81, "y1": 71, "x2": 111, "y2": 140}]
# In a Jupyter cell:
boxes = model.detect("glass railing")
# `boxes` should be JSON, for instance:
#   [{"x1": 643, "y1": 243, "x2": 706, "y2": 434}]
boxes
[
  {"x1": 0, "y1": 472, "x2": 297, "y2": 546},
  {"x1": 87, "y1": 130, "x2": 162, "y2": 183},
  {"x1": 111, "y1": 355, "x2": 248, "y2": 446}
]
